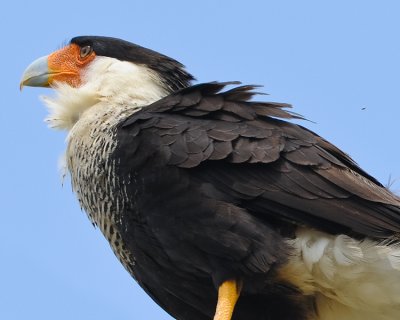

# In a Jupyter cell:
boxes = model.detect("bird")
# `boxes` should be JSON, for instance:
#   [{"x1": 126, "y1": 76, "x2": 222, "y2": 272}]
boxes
[{"x1": 20, "y1": 36, "x2": 400, "y2": 320}]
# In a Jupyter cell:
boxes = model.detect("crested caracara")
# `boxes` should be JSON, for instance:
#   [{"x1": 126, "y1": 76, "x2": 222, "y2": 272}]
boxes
[{"x1": 21, "y1": 36, "x2": 400, "y2": 320}]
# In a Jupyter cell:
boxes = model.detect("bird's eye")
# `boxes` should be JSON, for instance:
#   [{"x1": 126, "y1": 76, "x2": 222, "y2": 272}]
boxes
[{"x1": 80, "y1": 46, "x2": 93, "y2": 58}]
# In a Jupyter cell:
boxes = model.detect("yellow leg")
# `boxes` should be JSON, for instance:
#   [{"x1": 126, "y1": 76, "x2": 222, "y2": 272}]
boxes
[{"x1": 213, "y1": 279, "x2": 241, "y2": 320}]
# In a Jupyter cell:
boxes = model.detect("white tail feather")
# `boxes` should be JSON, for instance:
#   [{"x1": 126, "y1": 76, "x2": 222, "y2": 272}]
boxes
[{"x1": 286, "y1": 229, "x2": 400, "y2": 319}]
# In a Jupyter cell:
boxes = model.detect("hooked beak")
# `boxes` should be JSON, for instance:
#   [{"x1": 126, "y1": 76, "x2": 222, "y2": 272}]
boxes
[{"x1": 20, "y1": 55, "x2": 51, "y2": 90}]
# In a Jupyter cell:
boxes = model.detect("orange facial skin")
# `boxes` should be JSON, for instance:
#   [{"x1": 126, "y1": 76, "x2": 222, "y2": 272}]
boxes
[{"x1": 48, "y1": 44, "x2": 96, "y2": 87}]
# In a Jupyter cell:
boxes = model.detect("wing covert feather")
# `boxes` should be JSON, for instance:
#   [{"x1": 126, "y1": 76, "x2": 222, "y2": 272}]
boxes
[{"x1": 121, "y1": 82, "x2": 400, "y2": 238}]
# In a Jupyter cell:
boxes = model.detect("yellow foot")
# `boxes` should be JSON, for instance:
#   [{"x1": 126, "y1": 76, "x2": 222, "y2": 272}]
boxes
[{"x1": 213, "y1": 279, "x2": 242, "y2": 320}]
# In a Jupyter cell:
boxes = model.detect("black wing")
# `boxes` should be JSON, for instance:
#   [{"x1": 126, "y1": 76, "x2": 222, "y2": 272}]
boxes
[{"x1": 121, "y1": 82, "x2": 400, "y2": 239}]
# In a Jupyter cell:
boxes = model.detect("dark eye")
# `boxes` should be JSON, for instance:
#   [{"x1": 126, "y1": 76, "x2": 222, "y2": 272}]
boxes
[{"x1": 80, "y1": 45, "x2": 93, "y2": 58}]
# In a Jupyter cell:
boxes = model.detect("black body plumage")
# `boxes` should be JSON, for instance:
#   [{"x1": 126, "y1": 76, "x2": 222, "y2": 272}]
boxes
[{"x1": 104, "y1": 82, "x2": 400, "y2": 319}]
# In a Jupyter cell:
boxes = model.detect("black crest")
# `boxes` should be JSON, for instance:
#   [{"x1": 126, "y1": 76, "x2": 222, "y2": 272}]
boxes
[{"x1": 71, "y1": 36, "x2": 195, "y2": 92}]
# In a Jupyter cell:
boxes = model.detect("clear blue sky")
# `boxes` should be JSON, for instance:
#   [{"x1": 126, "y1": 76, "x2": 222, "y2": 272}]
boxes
[{"x1": 1, "y1": 1, "x2": 400, "y2": 319}]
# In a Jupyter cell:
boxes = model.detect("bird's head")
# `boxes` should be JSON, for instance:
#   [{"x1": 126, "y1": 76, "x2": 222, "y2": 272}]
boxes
[{"x1": 21, "y1": 36, "x2": 194, "y2": 129}]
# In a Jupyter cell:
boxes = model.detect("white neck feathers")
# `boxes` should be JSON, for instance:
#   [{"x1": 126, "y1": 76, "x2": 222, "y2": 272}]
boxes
[{"x1": 42, "y1": 57, "x2": 168, "y2": 130}]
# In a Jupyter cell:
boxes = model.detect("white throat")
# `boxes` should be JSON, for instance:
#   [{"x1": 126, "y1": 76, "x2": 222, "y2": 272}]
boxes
[{"x1": 41, "y1": 56, "x2": 168, "y2": 130}]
